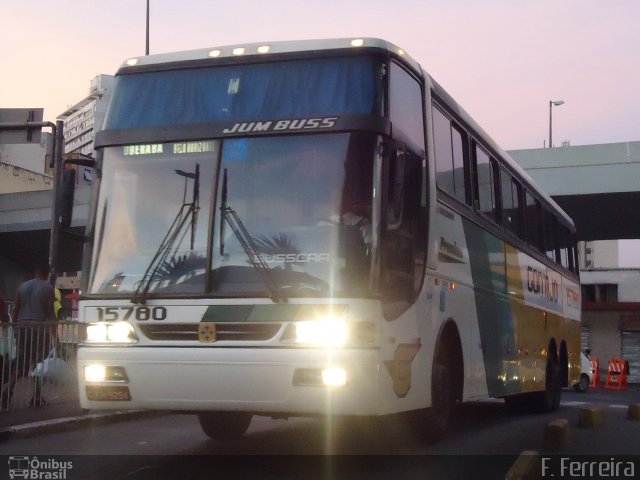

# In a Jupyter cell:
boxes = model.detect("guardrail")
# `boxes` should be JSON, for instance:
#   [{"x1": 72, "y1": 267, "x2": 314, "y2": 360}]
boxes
[{"x1": 0, "y1": 321, "x2": 83, "y2": 411}]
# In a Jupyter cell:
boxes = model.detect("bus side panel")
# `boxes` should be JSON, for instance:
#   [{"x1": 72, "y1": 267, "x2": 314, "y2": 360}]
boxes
[
  {"x1": 461, "y1": 216, "x2": 580, "y2": 399},
  {"x1": 461, "y1": 217, "x2": 517, "y2": 398},
  {"x1": 431, "y1": 204, "x2": 490, "y2": 401}
]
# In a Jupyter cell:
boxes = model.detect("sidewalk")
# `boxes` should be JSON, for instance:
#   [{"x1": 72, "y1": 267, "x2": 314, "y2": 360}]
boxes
[{"x1": 0, "y1": 377, "x2": 151, "y2": 442}]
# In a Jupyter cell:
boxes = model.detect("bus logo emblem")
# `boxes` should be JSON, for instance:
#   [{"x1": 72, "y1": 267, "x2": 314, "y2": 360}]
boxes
[{"x1": 198, "y1": 322, "x2": 217, "y2": 342}]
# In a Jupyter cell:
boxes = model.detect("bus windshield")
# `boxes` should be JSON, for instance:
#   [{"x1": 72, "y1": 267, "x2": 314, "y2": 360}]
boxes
[{"x1": 89, "y1": 133, "x2": 377, "y2": 299}]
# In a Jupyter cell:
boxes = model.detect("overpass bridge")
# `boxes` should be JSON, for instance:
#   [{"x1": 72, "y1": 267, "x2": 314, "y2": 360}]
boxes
[
  {"x1": 0, "y1": 184, "x2": 90, "y2": 275},
  {"x1": 508, "y1": 141, "x2": 640, "y2": 241}
]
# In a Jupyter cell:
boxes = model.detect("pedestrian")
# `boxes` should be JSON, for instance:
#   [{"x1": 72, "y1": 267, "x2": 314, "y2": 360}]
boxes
[{"x1": 11, "y1": 260, "x2": 56, "y2": 407}]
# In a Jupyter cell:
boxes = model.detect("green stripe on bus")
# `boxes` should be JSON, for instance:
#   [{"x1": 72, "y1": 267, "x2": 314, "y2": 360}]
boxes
[
  {"x1": 201, "y1": 304, "x2": 348, "y2": 323},
  {"x1": 462, "y1": 218, "x2": 519, "y2": 397}
]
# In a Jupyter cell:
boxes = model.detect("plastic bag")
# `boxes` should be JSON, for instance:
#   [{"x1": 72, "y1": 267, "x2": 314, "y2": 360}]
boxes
[{"x1": 31, "y1": 348, "x2": 70, "y2": 382}]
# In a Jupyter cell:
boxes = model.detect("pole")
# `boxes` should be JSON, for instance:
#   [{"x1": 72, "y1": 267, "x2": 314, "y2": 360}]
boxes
[
  {"x1": 48, "y1": 120, "x2": 64, "y2": 287},
  {"x1": 548, "y1": 101, "x2": 553, "y2": 148},
  {"x1": 145, "y1": 0, "x2": 150, "y2": 55}
]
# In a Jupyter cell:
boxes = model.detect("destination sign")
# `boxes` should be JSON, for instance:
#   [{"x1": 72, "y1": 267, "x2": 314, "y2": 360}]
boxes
[{"x1": 123, "y1": 141, "x2": 217, "y2": 156}]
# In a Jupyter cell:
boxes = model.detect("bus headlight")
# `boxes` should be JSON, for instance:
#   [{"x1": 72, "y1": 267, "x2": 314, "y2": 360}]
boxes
[
  {"x1": 84, "y1": 364, "x2": 106, "y2": 382},
  {"x1": 295, "y1": 319, "x2": 348, "y2": 346},
  {"x1": 86, "y1": 322, "x2": 138, "y2": 344},
  {"x1": 322, "y1": 367, "x2": 347, "y2": 386},
  {"x1": 84, "y1": 365, "x2": 129, "y2": 383}
]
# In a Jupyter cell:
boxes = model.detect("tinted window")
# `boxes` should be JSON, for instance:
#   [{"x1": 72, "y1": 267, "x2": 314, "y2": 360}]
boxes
[
  {"x1": 90, "y1": 142, "x2": 218, "y2": 294},
  {"x1": 432, "y1": 107, "x2": 467, "y2": 204},
  {"x1": 543, "y1": 209, "x2": 558, "y2": 261},
  {"x1": 558, "y1": 224, "x2": 572, "y2": 270},
  {"x1": 105, "y1": 56, "x2": 383, "y2": 129},
  {"x1": 525, "y1": 191, "x2": 541, "y2": 250},
  {"x1": 212, "y1": 133, "x2": 376, "y2": 297},
  {"x1": 433, "y1": 107, "x2": 454, "y2": 194},
  {"x1": 451, "y1": 127, "x2": 466, "y2": 204},
  {"x1": 501, "y1": 168, "x2": 522, "y2": 237},
  {"x1": 389, "y1": 62, "x2": 425, "y2": 151},
  {"x1": 474, "y1": 145, "x2": 497, "y2": 221}
]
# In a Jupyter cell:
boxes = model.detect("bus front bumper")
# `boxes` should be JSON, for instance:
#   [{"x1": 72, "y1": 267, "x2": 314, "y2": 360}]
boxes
[{"x1": 78, "y1": 346, "x2": 381, "y2": 416}]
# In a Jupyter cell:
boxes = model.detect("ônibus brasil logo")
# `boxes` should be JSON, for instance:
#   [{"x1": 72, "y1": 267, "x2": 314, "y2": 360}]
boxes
[{"x1": 8, "y1": 456, "x2": 73, "y2": 479}]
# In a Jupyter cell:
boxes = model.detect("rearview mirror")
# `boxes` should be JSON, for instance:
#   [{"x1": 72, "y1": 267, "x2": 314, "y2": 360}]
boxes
[{"x1": 60, "y1": 168, "x2": 76, "y2": 228}]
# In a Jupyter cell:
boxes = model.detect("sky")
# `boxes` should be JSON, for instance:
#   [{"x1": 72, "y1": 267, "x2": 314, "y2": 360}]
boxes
[
  {"x1": 2, "y1": 0, "x2": 640, "y2": 150},
  {"x1": 2, "y1": 0, "x2": 640, "y2": 262}
]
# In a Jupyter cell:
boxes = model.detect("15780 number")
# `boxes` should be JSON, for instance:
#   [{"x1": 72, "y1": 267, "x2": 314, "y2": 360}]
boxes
[{"x1": 96, "y1": 306, "x2": 167, "y2": 322}]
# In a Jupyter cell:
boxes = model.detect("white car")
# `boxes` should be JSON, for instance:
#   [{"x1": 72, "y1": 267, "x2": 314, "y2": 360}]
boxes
[{"x1": 573, "y1": 353, "x2": 593, "y2": 392}]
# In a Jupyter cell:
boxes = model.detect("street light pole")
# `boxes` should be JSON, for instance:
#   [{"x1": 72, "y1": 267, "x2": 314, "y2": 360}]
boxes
[
  {"x1": 145, "y1": 0, "x2": 150, "y2": 55},
  {"x1": 549, "y1": 100, "x2": 565, "y2": 148}
]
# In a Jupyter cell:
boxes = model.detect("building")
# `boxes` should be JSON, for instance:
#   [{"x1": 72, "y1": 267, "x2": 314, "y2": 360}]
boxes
[
  {"x1": 57, "y1": 74, "x2": 114, "y2": 156},
  {"x1": 578, "y1": 241, "x2": 640, "y2": 384}
]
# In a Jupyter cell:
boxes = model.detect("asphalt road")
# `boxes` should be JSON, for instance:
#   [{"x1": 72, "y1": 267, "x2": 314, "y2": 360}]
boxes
[{"x1": 1, "y1": 388, "x2": 639, "y2": 479}]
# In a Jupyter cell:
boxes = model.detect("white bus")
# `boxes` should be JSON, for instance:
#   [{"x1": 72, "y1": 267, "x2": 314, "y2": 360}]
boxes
[{"x1": 73, "y1": 38, "x2": 581, "y2": 440}]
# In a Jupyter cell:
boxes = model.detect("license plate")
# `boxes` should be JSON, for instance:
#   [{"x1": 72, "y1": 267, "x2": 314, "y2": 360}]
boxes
[{"x1": 86, "y1": 385, "x2": 132, "y2": 401}]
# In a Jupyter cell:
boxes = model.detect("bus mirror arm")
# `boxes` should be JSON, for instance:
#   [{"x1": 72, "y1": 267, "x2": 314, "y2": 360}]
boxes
[{"x1": 65, "y1": 156, "x2": 99, "y2": 170}]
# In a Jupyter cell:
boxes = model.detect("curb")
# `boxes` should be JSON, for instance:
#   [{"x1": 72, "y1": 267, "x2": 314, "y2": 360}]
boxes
[
  {"x1": 542, "y1": 418, "x2": 570, "y2": 450},
  {"x1": 0, "y1": 410, "x2": 162, "y2": 443}
]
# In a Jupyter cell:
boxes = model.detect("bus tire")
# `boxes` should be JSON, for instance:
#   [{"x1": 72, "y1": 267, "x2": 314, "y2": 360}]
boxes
[
  {"x1": 532, "y1": 355, "x2": 561, "y2": 413},
  {"x1": 198, "y1": 412, "x2": 252, "y2": 441},
  {"x1": 424, "y1": 336, "x2": 460, "y2": 441}
]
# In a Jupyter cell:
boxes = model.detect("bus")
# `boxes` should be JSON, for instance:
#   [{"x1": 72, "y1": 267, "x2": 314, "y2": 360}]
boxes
[{"x1": 71, "y1": 38, "x2": 581, "y2": 440}]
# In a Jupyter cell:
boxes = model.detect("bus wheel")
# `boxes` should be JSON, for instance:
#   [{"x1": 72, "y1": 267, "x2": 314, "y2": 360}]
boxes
[
  {"x1": 198, "y1": 412, "x2": 252, "y2": 441},
  {"x1": 533, "y1": 357, "x2": 561, "y2": 413},
  {"x1": 425, "y1": 347, "x2": 454, "y2": 440}
]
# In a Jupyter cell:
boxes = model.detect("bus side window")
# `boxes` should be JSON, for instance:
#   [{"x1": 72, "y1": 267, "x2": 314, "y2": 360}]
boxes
[
  {"x1": 432, "y1": 105, "x2": 468, "y2": 205},
  {"x1": 500, "y1": 167, "x2": 522, "y2": 238},
  {"x1": 389, "y1": 62, "x2": 425, "y2": 152},
  {"x1": 543, "y1": 209, "x2": 559, "y2": 262},
  {"x1": 525, "y1": 191, "x2": 542, "y2": 251},
  {"x1": 558, "y1": 224, "x2": 572, "y2": 270},
  {"x1": 474, "y1": 144, "x2": 498, "y2": 222}
]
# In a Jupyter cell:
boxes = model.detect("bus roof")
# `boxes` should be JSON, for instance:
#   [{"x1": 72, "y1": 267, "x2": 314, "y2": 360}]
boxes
[{"x1": 118, "y1": 37, "x2": 421, "y2": 74}]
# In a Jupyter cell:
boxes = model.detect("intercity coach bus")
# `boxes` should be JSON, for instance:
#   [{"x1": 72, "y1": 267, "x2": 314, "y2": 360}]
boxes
[{"x1": 70, "y1": 38, "x2": 581, "y2": 440}]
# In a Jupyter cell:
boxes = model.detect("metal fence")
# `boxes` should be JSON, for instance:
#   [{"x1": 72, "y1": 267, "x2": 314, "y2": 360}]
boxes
[{"x1": 0, "y1": 321, "x2": 82, "y2": 411}]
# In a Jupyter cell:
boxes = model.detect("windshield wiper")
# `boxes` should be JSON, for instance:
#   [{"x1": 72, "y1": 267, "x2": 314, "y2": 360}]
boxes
[
  {"x1": 219, "y1": 168, "x2": 286, "y2": 303},
  {"x1": 132, "y1": 164, "x2": 200, "y2": 304}
]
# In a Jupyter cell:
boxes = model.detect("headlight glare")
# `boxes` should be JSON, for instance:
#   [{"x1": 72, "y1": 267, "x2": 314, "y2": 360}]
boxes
[
  {"x1": 86, "y1": 323, "x2": 108, "y2": 342},
  {"x1": 85, "y1": 364, "x2": 106, "y2": 382},
  {"x1": 295, "y1": 319, "x2": 348, "y2": 346},
  {"x1": 86, "y1": 322, "x2": 137, "y2": 344},
  {"x1": 107, "y1": 322, "x2": 135, "y2": 342}
]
